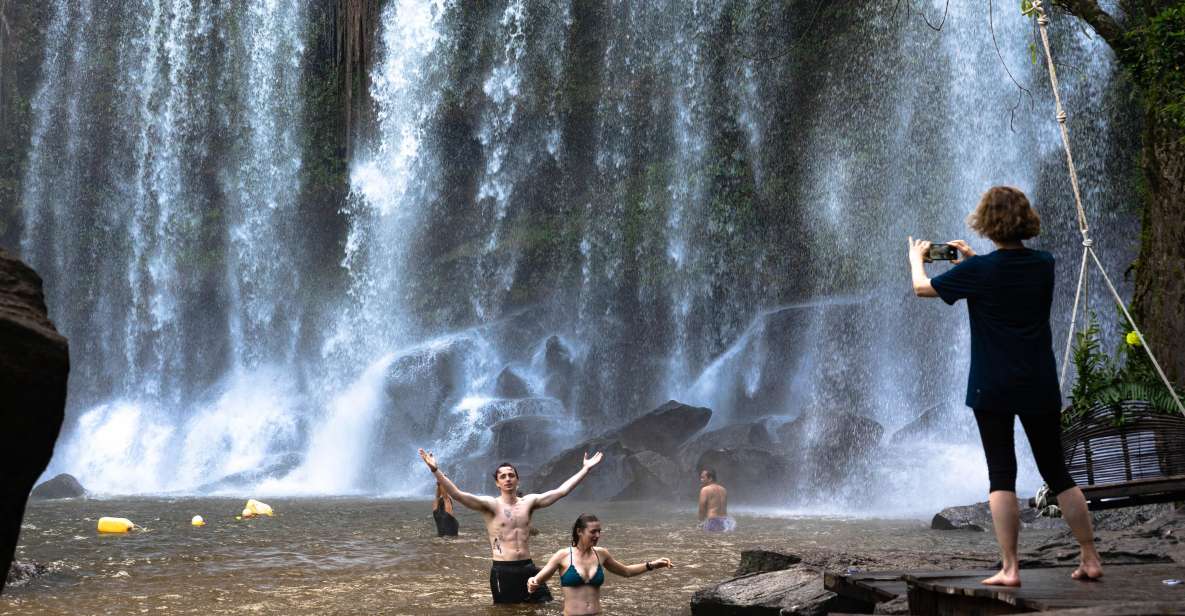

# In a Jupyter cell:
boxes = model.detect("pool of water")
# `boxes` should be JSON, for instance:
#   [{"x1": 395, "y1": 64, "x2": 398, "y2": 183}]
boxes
[{"x1": 3, "y1": 498, "x2": 1024, "y2": 615}]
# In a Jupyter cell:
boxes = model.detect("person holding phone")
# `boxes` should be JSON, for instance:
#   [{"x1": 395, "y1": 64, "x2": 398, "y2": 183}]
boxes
[{"x1": 907, "y1": 186, "x2": 1102, "y2": 586}]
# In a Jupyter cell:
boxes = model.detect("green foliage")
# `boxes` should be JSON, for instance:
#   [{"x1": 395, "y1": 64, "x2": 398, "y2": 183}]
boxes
[
  {"x1": 1064, "y1": 312, "x2": 1184, "y2": 426},
  {"x1": 1121, "y1": 6, "x2": 1185, "y2": 134}
]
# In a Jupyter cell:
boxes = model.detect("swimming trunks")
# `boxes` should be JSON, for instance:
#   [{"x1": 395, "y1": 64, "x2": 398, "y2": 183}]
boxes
[
  {"x1": 703, "y1": 516, "x2": 736, "y2": 532},
  {"x1": 489, "y1": 559, "x2": 553, "y2": 603},
  {"x1": 560, "y1": 547, "x2": 604, "y2": 587}
]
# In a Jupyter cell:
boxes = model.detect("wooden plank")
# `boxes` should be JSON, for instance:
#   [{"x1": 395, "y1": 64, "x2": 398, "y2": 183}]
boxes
[
  {"x1": 824, "y1": 569, "x2": 910, "y2": 603},
  {"x1": 1037, "y1": 602, "x2": 1185, "y2": 615},
  {"x1": 905, "y1": 564, "x2": 1185, "y2": 614},
  {"x1": 1081, "y1": 475, "x2": 1185, "y2": 500},
  {"x1": 1027, "y1": 475, "x2": 1185, "y2": 510}
]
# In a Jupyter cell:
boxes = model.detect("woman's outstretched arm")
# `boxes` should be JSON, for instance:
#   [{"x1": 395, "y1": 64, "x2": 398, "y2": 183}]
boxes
[
  {"x1": 528, "y1": 549, "x2": 567, "y2": 593},
  {"x1": 599, "y1": 548, "x2": 673, "y2": 578}
]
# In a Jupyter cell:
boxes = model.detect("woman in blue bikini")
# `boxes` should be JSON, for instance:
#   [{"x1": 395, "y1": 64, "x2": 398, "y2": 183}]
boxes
[{"x1": 527, "y1": 514, "x2": 673, "y2": 615}]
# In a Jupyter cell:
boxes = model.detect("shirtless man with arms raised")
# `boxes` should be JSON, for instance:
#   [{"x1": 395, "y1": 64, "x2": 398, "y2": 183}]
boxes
[
  {"x1": 698, "y1": 468, "x2": 735, "y2": 532},
  {"x1": 418, "y1": 448, "x2": 603, "y2": 603}
]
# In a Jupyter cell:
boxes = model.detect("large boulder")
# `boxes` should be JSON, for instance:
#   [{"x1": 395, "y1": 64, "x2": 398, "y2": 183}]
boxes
[
  {"x1": 931, "y1": 498, "x2": 1065, "y2": 532},
  {"x1": 194, "y1": 453, "x2": 302, "y2": 493},
  {"x1": 693, "y1": 448, "x2": 795, "y2": 505},
  {"x1": 610, "y1": 450, "x2": 683, "y2": 501},
  {"x1": 735, "y1": 550, "x2": 802, "y2": 576},
  {"x1": 888, "y1": 403, "x2": 976, "y2": 444},
  {"x1": 680, "y1": 419, "x2": 777, "y2": 472},
  {"x1": 530, "y1": 400, "x2": 713, "y2": 500},
  {"x1": 474, "y1": 397, "x2": 565, "y2": 427},
  {"x1": 490, "y1": 415, "x2": 573, "y2": 462},
  {"x1": 690, "y1": 566, "x2": 867, "y2": 616},
  {"x1": 778, "y1": 411, "x2": 883, "y2": 490},
  {"x1": 494, "y1": 367, "x2": 532, "y2": 399},
  {"x1": 533, "y1": 439, "x2": 633, "y2": 500},
  {"x1": 382, "y1": 336, "x2": 477, "y2": 438},
  {"x1": 605, "y1": 400, "x2": 712, "y2": 459},
  {"x1": 0, "y1": 250, "x2": 69, "y2": 596},
  {"x1": 29, "y1": 473, "x2": 85, "y2": 500}
]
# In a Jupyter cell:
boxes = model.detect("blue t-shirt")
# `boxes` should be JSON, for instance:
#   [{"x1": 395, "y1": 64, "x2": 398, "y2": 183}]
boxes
[{"x1": 930, "y1": 248, "x2": 1061, "y2": 413}]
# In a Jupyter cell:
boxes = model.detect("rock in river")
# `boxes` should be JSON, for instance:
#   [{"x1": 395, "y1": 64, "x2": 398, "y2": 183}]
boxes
[
  {"x1": 691, "y1": 566, "x2": 867, "y2": 616},
  {"x1": 29, "y1": 473, "x2": 86, "y2": 500},
  {"x1": 0, "y1": 250, "x2": 69, "y2": 595}
]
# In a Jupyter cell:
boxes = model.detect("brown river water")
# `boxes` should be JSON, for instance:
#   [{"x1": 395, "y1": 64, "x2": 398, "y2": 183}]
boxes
[{"x1": 3, "y1": 498, "x2": 1033, "y2": 615}]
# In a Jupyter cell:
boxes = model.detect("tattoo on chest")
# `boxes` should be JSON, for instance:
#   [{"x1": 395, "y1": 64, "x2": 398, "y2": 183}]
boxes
[{"x1": 503, "y1": 508, "x2": 513, "y2": 520}]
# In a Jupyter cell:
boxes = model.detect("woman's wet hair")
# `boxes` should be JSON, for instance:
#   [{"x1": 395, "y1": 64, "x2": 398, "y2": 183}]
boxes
[
  {"x1": 492, "y1": 462, "x2": 519, "y2": 480},
  {"x1": 571, "y1": 513, "x2": 600, "y2": 546},
  {"x1": 967, "y1": 186, "x2": 1041, "y2": 243}
]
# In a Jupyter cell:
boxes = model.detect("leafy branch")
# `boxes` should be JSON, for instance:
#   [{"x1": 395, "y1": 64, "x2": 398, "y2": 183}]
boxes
[{"x1": 1064, "y1": 312, "x2": 1185, "y2": 426}]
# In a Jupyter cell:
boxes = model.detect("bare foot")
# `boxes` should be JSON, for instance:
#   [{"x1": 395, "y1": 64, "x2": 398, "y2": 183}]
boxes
[
  {"x1": 1071, "y1": 561, "x2": 1103, "y2": 581},
  {"x1": 981, "y1": 570, "x2": 1021, "y2": 587}
]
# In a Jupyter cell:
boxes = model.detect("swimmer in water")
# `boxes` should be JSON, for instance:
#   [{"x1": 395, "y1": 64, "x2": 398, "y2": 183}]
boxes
[
  {"x1": 528, "y1": 513, "x2": 673, "y2": 615},
  {"x1": 418, "y1": 448, "x2": 603, "y2": 604},
  {"x1": 698, "y1": 468, "x2": 735, "y2": 532}
]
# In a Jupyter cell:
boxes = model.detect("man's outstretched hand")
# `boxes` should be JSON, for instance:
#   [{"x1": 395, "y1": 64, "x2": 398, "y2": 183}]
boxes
[
  {"x1": 582, "y1": 451, "x2": 603, "y2": 470},
  {"x1": 418, "y1": 448, "x2": 439, "y2": 472}
]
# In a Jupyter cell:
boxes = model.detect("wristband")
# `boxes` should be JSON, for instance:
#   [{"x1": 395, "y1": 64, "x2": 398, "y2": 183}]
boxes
[
  {"x1": 645, "y1": 561, "x2": 653, "y2": 571},
  {"x1": 429, "y1": 465, "x2": 439, "y2": 473}
]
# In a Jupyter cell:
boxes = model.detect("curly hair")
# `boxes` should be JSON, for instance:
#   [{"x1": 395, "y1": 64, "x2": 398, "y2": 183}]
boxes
[{"x1": 966, "y1": 186, "x2": 1041, "y2": 242}]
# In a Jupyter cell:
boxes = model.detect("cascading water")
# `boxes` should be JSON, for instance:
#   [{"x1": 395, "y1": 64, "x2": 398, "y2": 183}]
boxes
[
  {"x1": 14, "y1": 0, "x2": 1136, "y2": 512},
  {"x1": 21, "y1": 0, "x2": 309, "y2": 492}
]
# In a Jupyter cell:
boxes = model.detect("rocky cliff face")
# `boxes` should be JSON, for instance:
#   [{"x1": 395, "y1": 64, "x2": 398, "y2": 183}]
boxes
[{"x1": 0, "y1": 249, "x2": 68, "y2": 595}]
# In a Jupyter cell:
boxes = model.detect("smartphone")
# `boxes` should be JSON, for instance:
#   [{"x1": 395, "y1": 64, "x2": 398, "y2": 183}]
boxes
[{"x1": 926, "y1": 243, "x2": 958, "y2": 262}]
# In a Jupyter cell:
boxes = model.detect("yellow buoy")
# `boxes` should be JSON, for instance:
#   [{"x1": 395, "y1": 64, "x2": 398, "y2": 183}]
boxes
[
  {"x1": 191, "y1": 515, "x2": 205, "y2": 527},
  {"x1": 242, "y1": 499, "x2": 273, "y2": 518},
  {"x1": 97, "y1": 517, "x2": 134, "y2": 533}
]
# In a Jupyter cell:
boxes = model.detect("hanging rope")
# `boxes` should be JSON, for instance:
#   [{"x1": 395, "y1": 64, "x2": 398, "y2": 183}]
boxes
[
  {"x1": 1025, "y1": 0, "x2": 1185, "y2": 416},
  {"x1": 1058, "y1": 240, "x2": 1089, "y2": 387}
]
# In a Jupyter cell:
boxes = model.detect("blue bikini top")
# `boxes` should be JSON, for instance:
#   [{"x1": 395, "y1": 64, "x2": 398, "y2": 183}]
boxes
[{"x1": 560, "y1": 547, "x2": 604, "y2": 588}]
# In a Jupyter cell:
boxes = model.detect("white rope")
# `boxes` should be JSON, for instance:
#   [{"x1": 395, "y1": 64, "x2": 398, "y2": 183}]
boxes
[
  {"x1": 1058, "y1": 242, "x2": 1090, "y2": 389},
  {"x1": 1027, "y1": 1, "x2": 1184, "y2": 416},
  {"x1": 1088, "y1": 246, "x2": 1185, "y2": 415},
  {"x1": 1026, "y1": 0, "x2": 1089, "y2": 239}
]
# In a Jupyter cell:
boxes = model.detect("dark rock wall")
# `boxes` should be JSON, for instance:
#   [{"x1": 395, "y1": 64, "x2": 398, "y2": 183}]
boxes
[
  {"x1": 0, "y1": 250, "x2": 68, "y2": 595},
  {"x1": 0, "y1": 0, "x2": 50, "y2": 249}
]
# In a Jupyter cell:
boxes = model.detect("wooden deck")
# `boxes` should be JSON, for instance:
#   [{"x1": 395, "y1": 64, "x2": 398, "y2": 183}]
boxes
[
  {"x1": 826, "y1": 564, "x2": 1185, "y2": 615},
  {"x1": 1026, "y1": 476, "x2": 1185, "y2": 511}
]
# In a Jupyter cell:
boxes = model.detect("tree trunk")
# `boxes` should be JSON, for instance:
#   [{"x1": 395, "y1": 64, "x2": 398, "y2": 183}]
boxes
[{"x1": 1131, "y1": 115, "x2": 1185, "y2": 385}]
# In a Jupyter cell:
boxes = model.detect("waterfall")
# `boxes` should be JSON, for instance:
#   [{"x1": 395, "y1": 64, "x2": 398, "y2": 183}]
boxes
[
  {"x1": 22, "y1": 0, "x2": 309, "y2": 493},
  {"x1": 15, "y1": 0, "x2": 1134, "y2": 508}
]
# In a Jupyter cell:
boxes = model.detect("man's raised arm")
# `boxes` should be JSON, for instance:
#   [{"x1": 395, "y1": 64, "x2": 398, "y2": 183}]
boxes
[
  {"x1": 418, "y1": 448, "x2": 492, "y2": 512},
  {"x1": 533, "y1": 451, "x2": 603, "y2": 509}
]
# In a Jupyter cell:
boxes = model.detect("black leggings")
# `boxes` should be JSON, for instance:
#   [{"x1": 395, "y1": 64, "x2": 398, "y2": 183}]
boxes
[{"x1": 973, "y1": 409, "x2": 1076, "y2": 495}]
